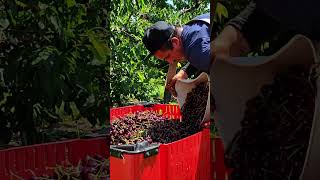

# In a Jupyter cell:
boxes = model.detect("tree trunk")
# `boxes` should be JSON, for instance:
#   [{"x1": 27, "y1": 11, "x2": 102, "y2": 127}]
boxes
[{"x1": 16, "y1": 102, "x2": 38, "y2": 145}]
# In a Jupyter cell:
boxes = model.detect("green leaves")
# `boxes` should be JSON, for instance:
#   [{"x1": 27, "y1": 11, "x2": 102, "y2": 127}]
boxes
[
  {"x1": 0, "y1": 0, "x2": 110, "y2": 144},
  {"x1": 15, "y1": 0, "x2": 28, "y2": 8},
  {"x1": 66, "y1": 0, "x2": 76, "y2": 8},
  {"x1": 38, "y1": 2, "x2": 49, "y2": 10},
  {"x1": 216, "y1": 2, "x2": 228, "y2": 20},
  {"x1": 7, "y1": 10, "x2": 16, "y2": 26},
  {"x1": 0, "y1": 18, "x2": 9, "y2": 29},
  {"x1": 32, "y1": 47, "x2": 58, "y2": 66},
  {"x1": 137, "y1": 71, "x2": 145, "y2": 82},
  {"x1": 50, "y1": 16, "x2": 60, "y2": 33},
  {"x1": 88, "y1": 31, "x2": 110, "y2": 65},
  {"x1": 110, "y1": 0, "x2": 209, "y2": 106}
]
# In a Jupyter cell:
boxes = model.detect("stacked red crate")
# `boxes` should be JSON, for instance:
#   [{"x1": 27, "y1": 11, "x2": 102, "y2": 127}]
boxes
[
  {"x1": 110, "y1": 104, "x2": 230, "y2": 180},
  {"x1": 0, "y1": 137, "x2": 108, "y2": 180}
]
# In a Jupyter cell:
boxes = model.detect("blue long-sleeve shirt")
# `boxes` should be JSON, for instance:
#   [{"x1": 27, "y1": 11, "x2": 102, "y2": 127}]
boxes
[{"x1": 181, "y1": 13, "x2": 210, "y2": 74}]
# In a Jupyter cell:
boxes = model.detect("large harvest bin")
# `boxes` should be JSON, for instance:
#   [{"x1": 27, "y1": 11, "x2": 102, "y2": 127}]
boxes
[
  {"x1": 0, "y1": 136, "x2": 108, "y2": 180},
  {"x1": 211, "y1": 137, "x2": 233, "y2": 180},
  {"x1": 110, "y1": 104, "x2": 229, "y2": 180}
]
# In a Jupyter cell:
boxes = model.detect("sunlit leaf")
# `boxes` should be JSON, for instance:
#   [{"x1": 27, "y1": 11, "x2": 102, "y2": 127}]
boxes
[
  {"x1": 15, "y1": 0, "x2": 27, "y2": 8},
  {"x1": 88, "y1": 32, "x2": 109, "y2": 64},
  {"x1": 137, "y1": 71, "x2": 145, "y2": 82},
  {"x1": 66, "y1": 0, "x2": 76, "y2": 8},
  {"x1": 50, "y1": 16, "x2": 60, "y2": 31},
  {"x1": 216, "y1": 2, "x2": 228, "y2": 20}
]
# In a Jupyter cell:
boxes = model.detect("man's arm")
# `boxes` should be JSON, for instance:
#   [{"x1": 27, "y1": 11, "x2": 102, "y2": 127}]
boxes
[
  {"x1": 211, "y1": 25, "x2": 250, "y2": 64},
  {"x1": 211, "y1": 1, "x2": 256, "y2": 64},
  {"x1": 181, "y1": 62, "x2": 199, "y2": 77},
  {"x1": 211, "y1": 1, "x2": 281, "y2": 64}
]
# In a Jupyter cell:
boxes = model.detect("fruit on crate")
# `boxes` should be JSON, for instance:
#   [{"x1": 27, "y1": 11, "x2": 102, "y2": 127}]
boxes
[
  {"x1": 30, "y1": 155, "x2": 109, "y2": 180},
  {"x1": 111, "y1": 111, "x2": 169, "y2": 145},
  {"x1": 111, "y1": 81, "x2": 209, "y2": 145},
  {"x1": 181, "y1": 82, "x2": 209, "y2": 125},
  {"x1": 225, "y1": 66, "x2": 316, "y2": 180}
]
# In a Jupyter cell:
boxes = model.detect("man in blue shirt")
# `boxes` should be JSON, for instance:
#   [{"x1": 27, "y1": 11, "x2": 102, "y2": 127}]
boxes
[{"x1": 142, "y1": 13, "x2": 210, "y2": 95}]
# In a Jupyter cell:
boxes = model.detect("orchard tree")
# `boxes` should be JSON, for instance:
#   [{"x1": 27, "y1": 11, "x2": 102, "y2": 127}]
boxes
[{"x1": 0, "y1": 0, "x2": 109, "y2": 145}]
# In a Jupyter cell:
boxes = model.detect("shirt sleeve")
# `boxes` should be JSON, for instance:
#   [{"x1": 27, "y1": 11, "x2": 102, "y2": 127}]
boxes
[
  {"x1": 186, "y1": 36, "x2": 211, "y2": 73},
  {"x1": 225, "y1": 1, "x2": 281, "y2": 50},
  {"x1": 181, "y1": 62, "x2": 199, "y2": 77}
]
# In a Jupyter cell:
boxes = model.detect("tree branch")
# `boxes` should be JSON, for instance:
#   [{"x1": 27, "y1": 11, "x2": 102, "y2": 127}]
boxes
[
  {"x1": 119, "y1": 27, "x2": 141, "y2": 43},
  {"x1": 179, "y1": 0, "x2": 201, "y2": 15}
]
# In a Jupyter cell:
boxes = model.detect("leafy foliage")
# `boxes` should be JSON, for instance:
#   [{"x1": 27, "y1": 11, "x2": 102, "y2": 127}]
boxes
[
  {"x1": 0, "y1": 0, "x2": 109, "y2": 145},
  {"x1": 110, "y1": 0, "x2": 209, "y2": 107}
]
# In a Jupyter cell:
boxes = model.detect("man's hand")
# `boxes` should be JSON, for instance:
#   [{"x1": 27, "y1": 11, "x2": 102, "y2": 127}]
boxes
[
  {"x1": 211, "y1": 25, "x2": 250, "y2": 64},
  {"x1": 166, "y1": 70, "x2": 188, "y2": 97}
]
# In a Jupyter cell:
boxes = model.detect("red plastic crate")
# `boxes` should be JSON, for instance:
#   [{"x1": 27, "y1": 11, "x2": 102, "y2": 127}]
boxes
[
  {"x1": 110, "y1": 144, "x2": 162, "y2": 180},
  {"x1": 110, "y1": 104, "x2": 181, "y2": 123},
  {"x1": 211, "y1": 137, "x2": 233, "y2": 180},
  {"x1": 0, "y1": 137, "x2": 108, "y2": 180},
  {"x1": 110, "y1": 104, "x2": 212, "y2": 180}
]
